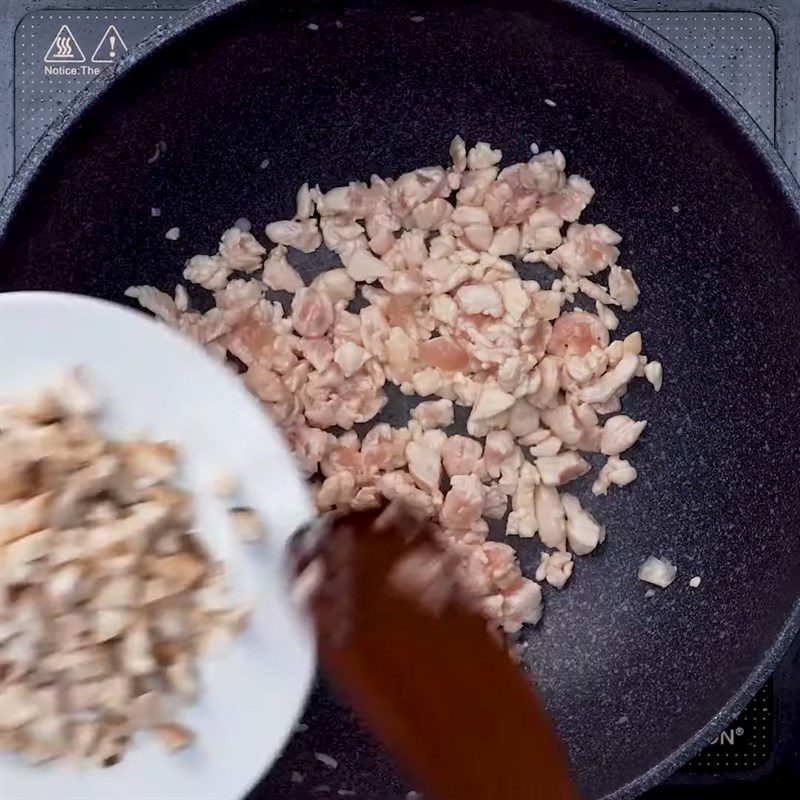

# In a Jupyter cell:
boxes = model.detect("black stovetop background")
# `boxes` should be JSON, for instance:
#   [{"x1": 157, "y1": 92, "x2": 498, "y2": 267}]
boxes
[{"x1": 0, "y1": 0, "x2": 798, "y2": 797}]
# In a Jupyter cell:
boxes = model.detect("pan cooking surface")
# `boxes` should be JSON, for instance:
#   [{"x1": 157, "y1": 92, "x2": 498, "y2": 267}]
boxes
[{"x1": 1, "y1": 1, "x2": 799, "y2": 797}]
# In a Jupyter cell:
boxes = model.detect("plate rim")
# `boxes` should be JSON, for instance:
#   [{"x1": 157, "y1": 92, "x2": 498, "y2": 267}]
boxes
[{"x1": 0, "y1": 290, "x2": 317, "y2": 800}]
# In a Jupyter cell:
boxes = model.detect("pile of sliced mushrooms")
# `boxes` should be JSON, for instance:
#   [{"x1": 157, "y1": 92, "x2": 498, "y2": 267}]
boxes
[{"x1": 0, "y1": 371, "x2": 250, "y2": 766}]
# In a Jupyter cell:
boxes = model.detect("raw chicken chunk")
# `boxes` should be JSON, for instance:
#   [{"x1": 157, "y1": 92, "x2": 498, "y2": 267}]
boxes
[{"x1": 126, "y1": 136, "x2": 662, "y2": 637}]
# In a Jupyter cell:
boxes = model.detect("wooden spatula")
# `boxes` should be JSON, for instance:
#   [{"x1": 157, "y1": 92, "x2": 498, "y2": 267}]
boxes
[{"x1": 291, "y1": 505, "x2": 578, "y2": 800}]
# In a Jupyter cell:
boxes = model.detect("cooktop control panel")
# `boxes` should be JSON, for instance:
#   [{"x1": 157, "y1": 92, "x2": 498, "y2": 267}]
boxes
[{"x1": 2, "y1": 0, "x2": 798, "y2": 194}]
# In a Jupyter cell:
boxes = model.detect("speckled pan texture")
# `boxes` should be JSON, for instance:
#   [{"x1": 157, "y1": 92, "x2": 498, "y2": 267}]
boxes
[{"x1": 0, "y1": 1, "x2": 798, "y2": 798}]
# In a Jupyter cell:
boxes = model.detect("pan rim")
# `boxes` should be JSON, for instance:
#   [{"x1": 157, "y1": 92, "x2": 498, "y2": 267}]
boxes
[
  {"x1": 2, "y1": 0, "x2": 799, "y2": 227},
  {"x1": 1, "y1": 1, "x2": 798, "y2": 798}
]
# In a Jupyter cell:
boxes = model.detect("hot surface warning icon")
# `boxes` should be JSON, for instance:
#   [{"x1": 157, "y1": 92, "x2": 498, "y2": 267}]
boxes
[
  {"x1": 91, "y1": 25, "x2": 128, "y2": 63},
  {"x1": 44, "y1": 25, "x2": 86, "y2": 63}
]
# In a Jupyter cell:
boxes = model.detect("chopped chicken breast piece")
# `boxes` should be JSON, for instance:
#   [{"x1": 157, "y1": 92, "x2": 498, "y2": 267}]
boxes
[
  {"x1": 483, "y1": 483, "x2": 509, "y2": 520},
  {"x1": 333, "y1": 341, "x2": 369, "y2": 378},
  {"x1": 125, "y1": 136, "x2": 663, "y2": 637},
  {"x1": 179, "y1": 255, "x2": 232, "y2": 291},
  {"x1": 484, "y1": 431, "x2": 516, "y2": 479},
  {"x1": 291, "y1": 288, "x2": 334, "y2": 338},
  {"x1": 342, "y1": 247, "x2": 391, "y2": 282},
  {"x1": 467, "y1": 141, "x2": 503, "y2": 170},
  {"x1": 156, "y1": 723, "x2": 194, "y2": 752},
  {"x1": 406, "y1": 442, "x2": 442, "y2": 495},
  {"x1": 455, "y1": 284, "x2": 504, "y2": 317},
  {"x1": 507, "y1": 400, "x2": 540, "y2": 440},
  {"x1": 506, "y1": 508, "x2": 538, "y2": 539},
  {"x1": 550, "y1": 223, "x2": 621, "y2": 278},
  {"x1": 311, "y1": 268, "x2": 356, "y2": 303},
  {"x1": 498, "y1": 578, "x2": 543, "y2": 632},
  {"x1": 0, "y1": 493, "x2": 52, "y2": 545},
  {"x1": 638, "y1": 556, "x2": 677, "y2": 588}
]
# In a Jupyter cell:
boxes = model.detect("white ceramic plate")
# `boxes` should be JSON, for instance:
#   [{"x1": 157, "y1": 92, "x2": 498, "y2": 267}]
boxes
[{"x1": 0, "y1": 292, "x2": 316, "y2": 800}]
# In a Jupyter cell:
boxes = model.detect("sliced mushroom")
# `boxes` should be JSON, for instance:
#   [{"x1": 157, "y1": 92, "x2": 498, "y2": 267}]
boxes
[
  {"x1": 0, "y1": 374, "x2": 249, "y2": 768},
  {"x1": 540, "y1": 404, "x2": 583, "y2": 445},
  {"x1": 0, "y1": 492, "x2": 52, "y2": 545},
  {"x1": 535, "y1": 550, "x2": 574, "y2": 589},
  {"x1": 116, "y1": 441, "x2": 178, "y2": 488},
  {"x1": 579, "y1": 352, "x2": 639, "y2": 405},
  {"x1": 91, "y1": 575, "x2": 141, "y2": 609},
  {"x1": 119, "y1": 623, "x2": 156, "y2": 676},
  {"x1": 93, "y1": 608, "x2": 134, "y2": 643},
  {"x1": 638, "y1": 556, "x2": 677, "y2": 588},
  {"x1": 600, "y1": 415, "x2": 647, "y2": 456},
  {"x1": 166, "y1": 657, "x2": 198, "y2": 701},
  {"x1": 0, "y1": 685, "x2": 39, "y2": 730},
  {"x1": 534, "y1": 485, "x2": 566, "y2": 550},
  {"x1": 155, "y1": 722, "x2": 194, "y2": 752},
  {"x1": 534, "y1": 452, "x2": 590, "y2": 486},
  {"x1": 149, "y1": 552, "x2": 208, "y2": 590},
  {"x1": 228, "y1": 507, "x2": 263, "y2": 543},
  {"x1": 127, "y1": 691, "x2": 169, "y2": 729}
]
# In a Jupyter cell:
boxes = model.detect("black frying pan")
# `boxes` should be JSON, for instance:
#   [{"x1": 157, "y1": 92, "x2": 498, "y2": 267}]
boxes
[{"x1": 1, "y1": 1, "x2": 799, "y2": 798}]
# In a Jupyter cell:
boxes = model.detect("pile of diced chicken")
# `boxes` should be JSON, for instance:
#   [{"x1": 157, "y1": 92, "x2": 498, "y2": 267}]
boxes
[
  {"x1": 0, "y1": 372, "x2": 247, "y2": 766},
  {"x1": 127, "y1": 137, "x2": 662, "y2": 634}
]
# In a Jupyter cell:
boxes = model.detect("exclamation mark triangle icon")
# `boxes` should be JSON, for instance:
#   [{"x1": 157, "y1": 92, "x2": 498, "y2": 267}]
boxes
[
  {"x1": 92, "y1": 25, "x2": 128, "y2": 63},
  {"x1": 44, "y1": 25, "x2": 85, "y2": 63}
]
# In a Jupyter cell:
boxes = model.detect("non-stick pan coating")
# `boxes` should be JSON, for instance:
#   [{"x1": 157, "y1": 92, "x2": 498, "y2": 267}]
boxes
[{"x1": 1, "y1": 1, "x2": 799, "y2": 797}]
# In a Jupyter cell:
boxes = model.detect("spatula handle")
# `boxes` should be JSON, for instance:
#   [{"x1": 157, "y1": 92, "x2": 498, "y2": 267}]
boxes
[{"x1": 292, "y1": 507, "x2": 578, "y2": 800}]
